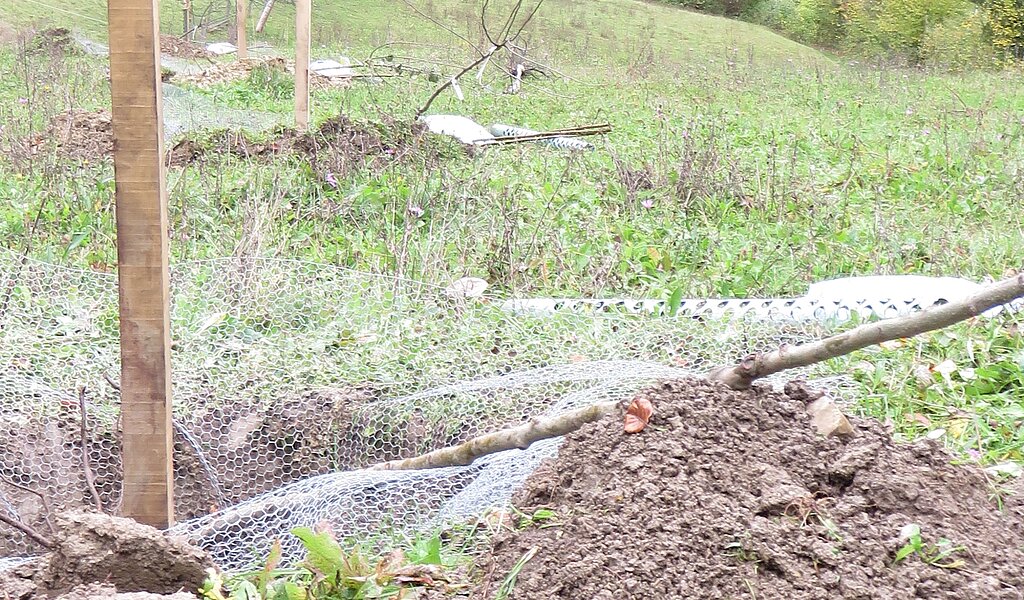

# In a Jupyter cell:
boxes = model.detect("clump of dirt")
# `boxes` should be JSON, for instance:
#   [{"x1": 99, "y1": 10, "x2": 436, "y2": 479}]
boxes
[
  {"x1": 14, "y1": 106, "x2": 427, "y2": 175},
  {"x1": 160, "y1": 35, "x2": 211, "y2": 60},
  {"x1": 0, "y1": 511, "x2": 211, "y2": 599},
  {"x1": 26, "y1": 28, "x2": 79, "y2": 56},
  {"x1": 477, "y1": 378, "x2": 1024, "y2": 599},
  {"x1": 167, "y1": 114, "x2": 431, "y2": 177},
  {"x1": 22, "y1": 108, "x2": 113, "y2": 162},
  {"x1": 174, "y1": 57, "x2": 284, "y2": 87}
]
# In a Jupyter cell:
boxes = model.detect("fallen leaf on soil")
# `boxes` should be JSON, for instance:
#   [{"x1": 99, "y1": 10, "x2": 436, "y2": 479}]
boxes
[{"x1": 624, "y1": 397, "x2": 654, "y2": 433}]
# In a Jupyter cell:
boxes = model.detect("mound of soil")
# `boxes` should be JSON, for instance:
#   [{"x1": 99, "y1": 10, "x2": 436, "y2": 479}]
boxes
[
  {"x1": 1, "y1": 511, "x2": 211, "y2": 599},
  {"x1": 478, "y1": 379, "x2": 1024, "y2": 599},
  {"x1": 23, "y1": 109, "x2": 113, "y2": 162},
  {"x1": 167, "y1": 114, "x2": 429, "y2": 177},
  {"x1": 160, "y1": 35, "x2": 211, "y2": 60},
  {"x1": 53, "y1": 584, "x2": 197, "y2": 600},
  {"x1": 27, "y1": 28, "x2": 79, "y2": 56}
]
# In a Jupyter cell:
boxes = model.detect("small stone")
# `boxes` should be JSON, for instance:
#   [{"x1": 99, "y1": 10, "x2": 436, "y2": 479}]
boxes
[{"x1": 807, "y1": 396, "x2": 855, "y2": 437}]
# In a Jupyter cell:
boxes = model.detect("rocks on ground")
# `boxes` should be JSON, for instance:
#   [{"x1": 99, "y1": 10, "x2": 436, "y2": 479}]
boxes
[{"x1": 476, "y1": 378, "x2": 1024, "y2": 600}]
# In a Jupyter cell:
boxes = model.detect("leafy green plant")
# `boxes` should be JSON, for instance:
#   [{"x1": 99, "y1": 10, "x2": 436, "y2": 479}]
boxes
[
  {"x1": 894, "y1": 524, "x2": 967, "y2": 569},
  {"x1": 200, "y1": 527, "x2": 455, "y2": 600}
]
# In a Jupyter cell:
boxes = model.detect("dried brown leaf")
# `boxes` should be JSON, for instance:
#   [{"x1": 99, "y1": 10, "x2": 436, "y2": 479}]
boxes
[{"x1": 623, "y1": 397, "x2": 654, "y2": 433}]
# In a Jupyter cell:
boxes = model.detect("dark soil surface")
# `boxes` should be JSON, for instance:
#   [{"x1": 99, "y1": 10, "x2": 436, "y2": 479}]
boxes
[
  {"x1": 166, "y1": 113, "x2": 428, "y2": 177},
  {"x1": 0, "y1": 511, "x2": 210, "y2": 599},
  {"x1": 160, "y1": 35, "x2": 211, "y2": 60},
  {"x1": 477, "y1": 378, "x2": 1024, "y2": 599},
  {"x1": 26, "y1": 108, "x2": 114, "y2": 162},
  {"x1": 13, "y1": 107, "x2": 430, "y2": 177}
]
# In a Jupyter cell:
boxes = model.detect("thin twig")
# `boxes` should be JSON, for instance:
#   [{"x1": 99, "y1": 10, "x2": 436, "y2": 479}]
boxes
[
  {"x1": 416, "y1": 46, "x2": 499, "y2": 117},
  {"x1": 78, "y1": 387, "x2": 104, "y2": 513},
  {"x1": 103, "y1": 372, "x2": 121, "y2": 391},
  {"x1": 0, "y1": 512, "x2": 54, "y2": 549},
  {"x1": 0, "y1": 475, "x2": 55, "y2": 535}
]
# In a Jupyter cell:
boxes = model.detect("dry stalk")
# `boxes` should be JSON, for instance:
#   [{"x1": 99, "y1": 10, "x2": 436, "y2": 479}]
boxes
[{"x1": 78, "y1": 387, "x2": 104, "y2": 512}]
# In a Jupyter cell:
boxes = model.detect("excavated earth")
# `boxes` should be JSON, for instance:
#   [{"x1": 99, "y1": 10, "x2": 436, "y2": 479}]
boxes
[
  {"x1": 476, "y1": 378, "x2": 1024, "y2": 599},
  {"x1": 0, "y1": 511, "x2": 211, "y2": 599}
]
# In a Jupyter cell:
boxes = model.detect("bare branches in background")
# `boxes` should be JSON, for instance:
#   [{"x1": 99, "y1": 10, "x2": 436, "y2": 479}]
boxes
[{"x1": 412, "y1": 0, "x2": 545, "y2": 116}]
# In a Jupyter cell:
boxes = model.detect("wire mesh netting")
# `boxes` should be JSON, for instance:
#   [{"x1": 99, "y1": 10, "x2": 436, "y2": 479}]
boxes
[{"x1": 0, "y1": 248, "x2": 1005, "y2": 572}]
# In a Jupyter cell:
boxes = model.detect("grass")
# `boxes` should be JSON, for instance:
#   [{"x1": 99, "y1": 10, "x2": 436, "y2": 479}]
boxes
[{"x1": 0, "y1": 0, "x2": 1022, "y2": 469}]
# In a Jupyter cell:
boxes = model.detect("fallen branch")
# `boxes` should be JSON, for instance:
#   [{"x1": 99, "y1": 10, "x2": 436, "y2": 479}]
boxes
[
  {"x1": 476, "y1": 124, "x2": 612, "y2": 146},
  {"x1": 370, "y1": 401, "x2": 617, "y2": 470},
  {"x1": 0, "y1": 512, "x2": 54, "y2": 549},
  {"x1": 0, "y1": 475, "x2": 55, "y2": 535},
  {"x1": 78, "y1": 387, "x2": 104, "y2": 513},
  {"x1": 706, "y1": 272, "x2": 1024, "y2": 389},
  {"x1": 371, "y1": 271, "x2": 1024, "y2": 470}
]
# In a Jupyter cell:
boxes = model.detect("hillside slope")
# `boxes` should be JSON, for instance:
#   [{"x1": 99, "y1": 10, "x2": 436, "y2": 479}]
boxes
[{"x1": 0, "y1": 0, "x2": 824, "y2": 66}]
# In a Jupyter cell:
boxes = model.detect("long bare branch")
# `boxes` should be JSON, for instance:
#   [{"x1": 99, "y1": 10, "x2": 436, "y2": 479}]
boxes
[
  {"x1": 372, "y1": 271, "x2": 1024, "y2": 470},
  {"x1": 416, "y1": 46, "x2": 499, "y2": 117},
  {"x1": 706, "y1": 272, "x2": 1024, "y2": 389},
  {"x1": 370, "y1": 401, "x2": 618, "y2": 470}
]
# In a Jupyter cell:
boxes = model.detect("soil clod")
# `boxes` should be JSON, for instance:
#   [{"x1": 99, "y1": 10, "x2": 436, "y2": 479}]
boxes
[{"x1": 478, "y1": 378, "x2": 1024, "y2": 599}]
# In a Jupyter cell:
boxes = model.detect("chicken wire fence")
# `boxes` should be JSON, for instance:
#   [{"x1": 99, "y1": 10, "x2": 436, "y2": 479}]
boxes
[{"x1": 0, "y1": 248, "x2": 1004, "y2": 572}]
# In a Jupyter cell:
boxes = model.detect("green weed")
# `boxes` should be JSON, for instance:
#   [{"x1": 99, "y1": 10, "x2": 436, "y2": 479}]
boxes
[{"x1": 893, "y1": 523, "x2": 967, "y2": 569}]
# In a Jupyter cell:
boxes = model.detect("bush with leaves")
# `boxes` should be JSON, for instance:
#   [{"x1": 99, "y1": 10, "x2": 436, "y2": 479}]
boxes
[{"x1": 200, "y1": 528, "x2": 461, "y2": 600}]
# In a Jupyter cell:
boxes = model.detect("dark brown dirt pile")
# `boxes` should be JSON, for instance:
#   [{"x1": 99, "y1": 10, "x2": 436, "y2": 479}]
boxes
[
  {"x1": 26, "y1": 28, "x2": 79, "y2": 56},
  {"x1": 160, "y1": 35, "x2": 211, "y2": 60},
  {"x1": 478, "y1": 378, "x2": 1024, "y2": 600},
  {"x1": 0, "y1": 511, "x2": 211, "y2": 599},
  {"x1": 12, "y1": 107, "x2": 428, "y2": 176},
  {"x1": 167, "y1": 114, "x2": 431, "y2": 177},
  {"x1": 24, "y1": 109, "x2": 114, "y2": 162}
]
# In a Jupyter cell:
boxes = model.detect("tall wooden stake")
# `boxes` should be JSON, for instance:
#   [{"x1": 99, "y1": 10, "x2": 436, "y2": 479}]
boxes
[
  {"x1": 107, "y1": 0, "x2": 175, "y2": 528},
  {"x1": 295, "y1": 0, "x2": 311, "y2": 129},
  {"x1": 236, "y1": 0, "x2": 248, "y2": 59}
]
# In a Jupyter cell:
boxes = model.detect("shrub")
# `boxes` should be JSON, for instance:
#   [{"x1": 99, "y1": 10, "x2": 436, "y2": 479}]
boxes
[
  {"x1": 920, "y1": 5, "x2": 999, "y2": 70},
  {"x1": 987, "y1": 0, "x2": 1024, "y2": 59}
]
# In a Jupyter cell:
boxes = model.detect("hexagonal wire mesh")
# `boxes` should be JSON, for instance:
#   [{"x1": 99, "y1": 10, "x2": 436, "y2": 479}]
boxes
[{"x1": 0, "y1": 249, "x2": 1007, "y2": 571}]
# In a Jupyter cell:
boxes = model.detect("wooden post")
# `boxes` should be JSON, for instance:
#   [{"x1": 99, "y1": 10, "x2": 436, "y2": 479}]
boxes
[
  {"x1": 183, "y1": 0, "x2": 193, "y2": 37},
  {"x1": 236, "y1": 0, "x2": 248, "y2": 59},
  {"x1": 295, "y1": 0, "x2": 310, "y2": 130},
  {"x1": 107, "y1": 0, "x2": 175, "y2": 528}
]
